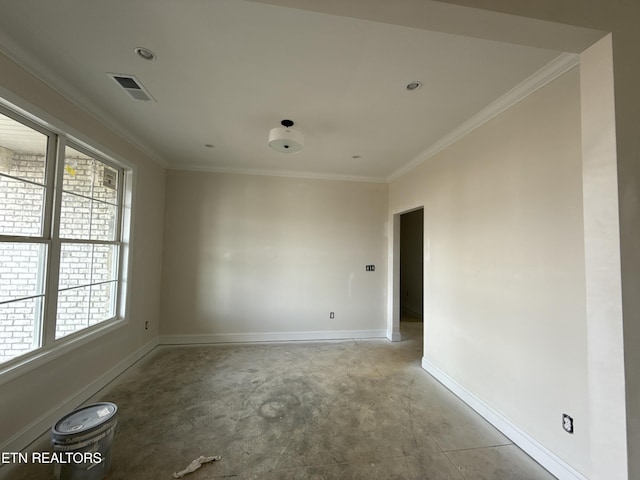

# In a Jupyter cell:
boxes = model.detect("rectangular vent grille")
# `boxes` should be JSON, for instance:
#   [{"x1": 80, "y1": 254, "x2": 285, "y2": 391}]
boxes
[
  {"x1": 114, "y1": 75, "x2": 140, "y2": 90},
  {"x1": 107, "y1": 73, "x2": 156, "y2": 102}
]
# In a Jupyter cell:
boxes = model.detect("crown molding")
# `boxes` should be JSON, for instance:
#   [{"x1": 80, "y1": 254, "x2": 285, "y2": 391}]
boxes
[
  {"x1": 0, "y1": 28, "x2": 578, "y2": 184},
  {"x1": 386, "y1": 52, "x2": 580, "y2": 182},
  {"x1": 0, "y1": 38, "x2": 170, "y2": 168},
  {"x1": 168, "y1": 163, "x2": 389, "y2": 184}
]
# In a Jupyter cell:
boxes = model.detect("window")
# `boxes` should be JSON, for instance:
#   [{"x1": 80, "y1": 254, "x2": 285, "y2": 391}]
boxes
[
  {"x1": 0, "y1": 106, "x2": 128, "y2": 366},
  {"x1": 56, "y1": 145, "x2": 122, "y2": 339}
]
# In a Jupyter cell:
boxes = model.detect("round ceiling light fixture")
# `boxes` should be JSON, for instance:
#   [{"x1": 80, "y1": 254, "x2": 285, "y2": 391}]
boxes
[
  {"x1": 268, "y1": 119, "x2": 304, "y2": 153},
  {"x1": 134, "y1": 47, "x2": 156, "y2": 61},
  {"x1": 406, "y1": 81, "x2": 422, "y2": 91}
]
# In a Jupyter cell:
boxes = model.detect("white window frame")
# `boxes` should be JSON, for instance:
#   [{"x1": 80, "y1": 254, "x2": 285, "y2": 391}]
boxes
[{"x1": 0, "y1": 100, "x2": 133, "y2": 382}]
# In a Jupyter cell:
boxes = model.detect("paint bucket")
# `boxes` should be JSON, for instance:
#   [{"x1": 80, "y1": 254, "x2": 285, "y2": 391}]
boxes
[{"x1": 50, "y1": 402, "x2": 118, "y2": 480}]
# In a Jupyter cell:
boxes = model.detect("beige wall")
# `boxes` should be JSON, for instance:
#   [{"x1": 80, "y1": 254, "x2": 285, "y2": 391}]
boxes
[
  {"x1": 427, "y1": 3, "x2": 640, "y2": 479},
  {"x1": 0, "y1": 51, "x2": 165, "y2": 452},
  {"x1": 160, "y1": 171, "x2": 388, "y2": 340},
  {"x1": 390, "y1": 68, "x2": 590, "y2": 474}
]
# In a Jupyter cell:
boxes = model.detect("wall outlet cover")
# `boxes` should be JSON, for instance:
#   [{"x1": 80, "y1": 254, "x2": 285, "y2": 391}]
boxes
[{"x1": 562, "y1": 414, "x2": 574, "y2": 434}]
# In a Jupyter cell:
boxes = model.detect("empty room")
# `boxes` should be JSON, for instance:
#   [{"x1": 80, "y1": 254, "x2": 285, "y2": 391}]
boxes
[{"x1": 0, "y1": 1, "x2": 639, "y2": 479}]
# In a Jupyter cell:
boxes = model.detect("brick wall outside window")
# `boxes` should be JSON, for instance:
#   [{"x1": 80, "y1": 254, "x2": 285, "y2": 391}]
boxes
[{"x1": 0, "y1": 153, "x2": 116, "y2": 362}]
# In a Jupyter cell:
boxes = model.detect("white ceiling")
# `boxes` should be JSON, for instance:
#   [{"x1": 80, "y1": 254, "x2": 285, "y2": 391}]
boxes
[{"x1": 0, "y1": 0, "x2": 569, "y2": 182}]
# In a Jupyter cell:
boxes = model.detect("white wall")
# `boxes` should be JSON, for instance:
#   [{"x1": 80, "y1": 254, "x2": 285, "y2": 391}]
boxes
[
  {"x1": 0, "y1": 50, "x2": 165, "y2": 455},
  {"x1": 160, "y1": 171, "x2": 388, "y2": 341},
  {"x1": 389, "y1": 68, "x2": 590, "y2": 475}
]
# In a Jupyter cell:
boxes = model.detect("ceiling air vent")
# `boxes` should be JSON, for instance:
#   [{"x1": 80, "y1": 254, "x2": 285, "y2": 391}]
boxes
[{"x1": 107, "y1": 73, "x2": 156, "y2": 102}]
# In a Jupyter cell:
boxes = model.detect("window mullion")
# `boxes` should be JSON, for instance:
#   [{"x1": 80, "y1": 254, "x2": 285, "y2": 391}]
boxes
[
  {"x1": 41, "y1": 136, "x2": 66, "y2": 347},
  {"x1": 59, "y1": 238, "x2": 121, "y2": 246},
  {"x1": 112, "y1": 169, "x2": 125, "y2": 319},
  {"x1": 114, "y1": 167, "x2": 124, "y2": 242},
  {"x1": 31, "y1": 134, "x2": 59, "y2": 350},
  {"x1": 40, "y1": 134, "x2": 57, "y2": 239}
]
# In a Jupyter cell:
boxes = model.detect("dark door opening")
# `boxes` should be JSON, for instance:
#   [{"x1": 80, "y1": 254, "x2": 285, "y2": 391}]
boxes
[{"x1": 399, "y1": 208, "x2": 424, "y2": 341}]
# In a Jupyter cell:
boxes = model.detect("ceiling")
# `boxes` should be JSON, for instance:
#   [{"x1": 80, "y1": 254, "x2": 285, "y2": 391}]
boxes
[{"x1": 0, "y1": 0, "x2": 570, "y2": 182}]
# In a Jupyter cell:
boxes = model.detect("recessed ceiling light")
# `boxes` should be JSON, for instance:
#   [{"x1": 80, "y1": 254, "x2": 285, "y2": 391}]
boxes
[
  {"x1": 134, "y1": 47, "x2": 156, "y2": 61},
  {"x1": 406, "y1": 81, "x2": 422, "y2": 91}
]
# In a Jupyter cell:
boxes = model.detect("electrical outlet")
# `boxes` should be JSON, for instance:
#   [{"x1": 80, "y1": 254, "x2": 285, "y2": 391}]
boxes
[
  {"x1": 562, "y1": 414, "x2": 574, "y2": 434},
  {"x1": 365, "y1": 265, "x2": 375, "y2": 272},
  {"x1": 145, "y1": 321, "x2": 149, "y2": 330},
  {"x1": 329, "y1": 312, "x2": 335, "y2": 319}
]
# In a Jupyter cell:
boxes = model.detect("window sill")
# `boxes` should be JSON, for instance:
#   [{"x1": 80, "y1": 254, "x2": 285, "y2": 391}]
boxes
[{"x1": 0, "y1": 317, "x2": 128, "y2": 386}]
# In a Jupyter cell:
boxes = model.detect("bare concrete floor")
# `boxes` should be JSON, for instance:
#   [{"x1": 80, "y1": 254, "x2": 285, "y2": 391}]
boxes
[{"x1": 4, "y1": 320, "x2": 556, "y2": 479}]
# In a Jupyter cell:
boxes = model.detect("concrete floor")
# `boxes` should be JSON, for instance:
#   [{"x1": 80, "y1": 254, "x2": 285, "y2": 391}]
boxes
[{"x1": 4, "y1": 320, "x2": 556, "y2": 479}]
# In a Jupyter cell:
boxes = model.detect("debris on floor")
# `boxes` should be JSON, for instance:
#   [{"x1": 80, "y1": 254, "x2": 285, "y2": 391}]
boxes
[{"x1": 172, "y1": 455, "x2": 221, "y2": 478}]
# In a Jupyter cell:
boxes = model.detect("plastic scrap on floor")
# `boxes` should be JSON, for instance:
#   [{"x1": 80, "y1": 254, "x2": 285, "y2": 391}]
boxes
[{"x1": 172, "y1": 455, "x2": 221, "y2": 478}]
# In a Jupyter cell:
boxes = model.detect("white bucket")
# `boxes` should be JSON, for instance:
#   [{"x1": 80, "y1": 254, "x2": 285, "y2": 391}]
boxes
[{"x1": 51, "y1": 402, "x2": 118, "y2": 480}]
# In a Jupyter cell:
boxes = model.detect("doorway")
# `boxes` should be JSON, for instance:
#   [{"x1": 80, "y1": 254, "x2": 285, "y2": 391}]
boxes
[{"x1": 399, "y1": 208, "x2": 424, "y2": 343}]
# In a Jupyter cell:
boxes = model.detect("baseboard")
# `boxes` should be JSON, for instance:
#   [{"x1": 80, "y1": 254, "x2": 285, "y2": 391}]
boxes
[
  {"x1": 160, "y1": 329, "x2": 388, "y2": 345},
  {"x1": 387, "y1": 330, "x2": 402, "y2": 342},
  {"x1": 421, "y1": 357, "x2": 588, "y2": 480},
  {"x1": 0, "y1": 337, "x2": 158, "y2": 456}
]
